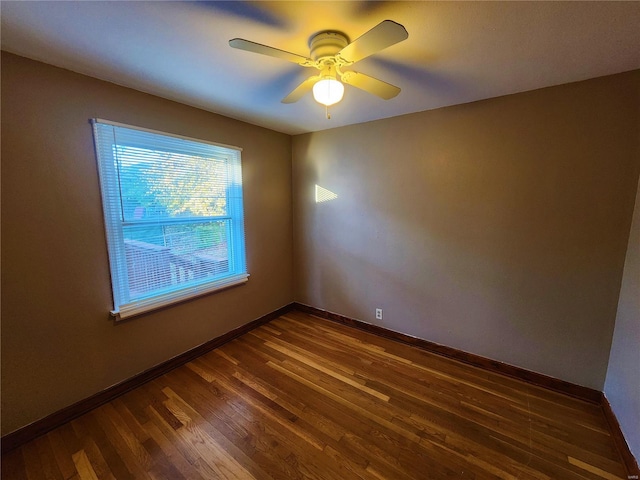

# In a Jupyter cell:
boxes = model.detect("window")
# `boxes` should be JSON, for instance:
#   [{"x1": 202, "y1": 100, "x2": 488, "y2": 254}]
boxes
[{"x1": 92, "y1": 119, "x2": 247, "y2": 320}]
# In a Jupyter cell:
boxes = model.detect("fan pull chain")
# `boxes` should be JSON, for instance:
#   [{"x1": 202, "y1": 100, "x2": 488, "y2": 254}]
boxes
[{"x1": 326, "y1": 105, "x2": 331, "y2": 120}]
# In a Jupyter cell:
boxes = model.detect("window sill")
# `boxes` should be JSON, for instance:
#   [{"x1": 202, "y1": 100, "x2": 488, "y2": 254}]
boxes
[{"x1": 111, "y1": 273, "x2": 249, "y2": 321}]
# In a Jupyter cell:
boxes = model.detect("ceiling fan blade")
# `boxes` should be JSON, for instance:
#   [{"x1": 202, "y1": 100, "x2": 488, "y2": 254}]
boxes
[
  {"x1": 229, "y1": 38, "x2": 313, "y2": 66},
  {"x1": 341, "y1": 71, "x2": 400, "y2": 100},
  {"x1": 338, "y1": 20, "x2": 408, "y2": 64},
  {"x1": 282, "y1": 76, "x2": 320, "y2": 103},
  {"x1": 199, "y1": 3, "x2": 288, "y2": 29}
]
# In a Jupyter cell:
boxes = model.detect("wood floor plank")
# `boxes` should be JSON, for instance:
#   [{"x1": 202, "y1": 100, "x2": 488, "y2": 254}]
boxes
[
  {"x1": 218, "y1": 346, "x2": 377, "y2": 444},
  {"x1": 160, "y1": 390, "x2": 256, "y2": 480},
  {"x1": 144, "y1": 404, "x2": 223, "y2": 479},
  {"x1": 20, "y1": 437, "x2": 47, "y2": 480},
  {"x1": 46, "y1": 430, "x2": 78, "y2": 479},
  {"x1": 1, "y1": 448, "x2": 29, "y2": 480},
  {"x1": 73, "y1": 411, "x2": 135, "y2": 480},
  {"x1": 162, "y1": 367, "x2": 305, "y2": 479},
  {"x1": 140, "y1": 435, "x2": 187, "y2": 480},
  {"x1": 1, "y1": 311, "x2": 630, "y2": 479},
  {"x1": 89, "y1": 408, "x2": 153, "y2": 479},
  {"x1": 77, "y1": 437, "x2": 116, "y2": 480},
  {"x1": 71, "y1": 450, "x2": 99, "y2": 480},
  {"x1": 31, "y1": 435, "x2": 65, "y2": 480}
]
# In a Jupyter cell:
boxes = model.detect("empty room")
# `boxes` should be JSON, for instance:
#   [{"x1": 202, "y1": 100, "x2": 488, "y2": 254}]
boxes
[{"x1": 1, "y1": 2, "x2": 639, "y2": 479}]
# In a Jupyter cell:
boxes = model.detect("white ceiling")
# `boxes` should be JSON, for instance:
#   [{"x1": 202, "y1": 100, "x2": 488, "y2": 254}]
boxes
[{"x1": 2, "y1": 1, "x2": 640, "y2": 135}]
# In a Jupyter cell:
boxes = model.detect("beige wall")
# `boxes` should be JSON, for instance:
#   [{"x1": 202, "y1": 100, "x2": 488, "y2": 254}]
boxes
[
  {"x1": 2, "y1": 50, "x2": 639, "y2": 438},
  {"x1": 293, "y1": 71, "x2": 640, "y2": 390},
  {"x1": 605, "y1": 176, "x2": 640, "y2": 459},
  {"x1": 1, "y1": 52, "x2": 293, "y2": 435}
]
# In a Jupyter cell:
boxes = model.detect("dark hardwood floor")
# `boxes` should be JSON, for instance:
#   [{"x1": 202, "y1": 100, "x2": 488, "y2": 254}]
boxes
[{"x1": 1, "y1": 311, "x2": 628, "y2": 479}]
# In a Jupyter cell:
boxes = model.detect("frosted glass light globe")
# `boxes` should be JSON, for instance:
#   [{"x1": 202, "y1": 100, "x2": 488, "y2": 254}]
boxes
[{"x1": 313, "y1": 78, "x2": 344, "y2": 106}]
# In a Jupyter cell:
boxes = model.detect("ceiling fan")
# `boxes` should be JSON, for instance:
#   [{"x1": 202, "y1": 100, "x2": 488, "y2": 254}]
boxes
[{"x1": 229, "y1": 20, "x2": 408, "y2": 111}]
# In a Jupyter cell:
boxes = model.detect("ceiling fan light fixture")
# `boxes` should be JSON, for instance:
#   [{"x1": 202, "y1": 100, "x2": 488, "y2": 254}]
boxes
[
  {"x1": 312, "y1": 77, "x2": 344, "y2": 106},
  {"x1": 230, "y1": 20, "x2": 408, "y2": 108}
]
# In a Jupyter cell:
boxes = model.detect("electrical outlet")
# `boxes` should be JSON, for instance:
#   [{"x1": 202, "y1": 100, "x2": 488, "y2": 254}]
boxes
[{"x1": 375, "y1": 308, "x2": 383, "y2": 320}]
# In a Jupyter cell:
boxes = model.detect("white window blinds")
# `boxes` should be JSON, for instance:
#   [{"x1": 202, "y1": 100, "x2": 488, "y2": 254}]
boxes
[{"x1": 92, "y1": 119, "x2": 248, "y2": 320}]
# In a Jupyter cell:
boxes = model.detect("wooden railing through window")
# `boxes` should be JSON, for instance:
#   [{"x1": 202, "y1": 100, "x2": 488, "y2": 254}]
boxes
[{"x1": 124, "y1": 239, "x2": 228, "y2": 296}]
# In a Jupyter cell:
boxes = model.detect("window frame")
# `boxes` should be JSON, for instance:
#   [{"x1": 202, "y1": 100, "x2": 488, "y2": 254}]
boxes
[{"x1": 91, "y1": 119, "x2": 248, "y2": 320}]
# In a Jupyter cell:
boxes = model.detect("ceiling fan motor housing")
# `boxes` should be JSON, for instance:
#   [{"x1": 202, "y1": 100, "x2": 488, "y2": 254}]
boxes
[{"x1": 309, "y1": 32, "x2": 349, "y2": 62}]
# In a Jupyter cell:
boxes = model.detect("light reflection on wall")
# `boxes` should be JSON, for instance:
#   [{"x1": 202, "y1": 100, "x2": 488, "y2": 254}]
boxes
[{"x1": 315, "y1": 184, "x2": 338, "y2": 203}]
